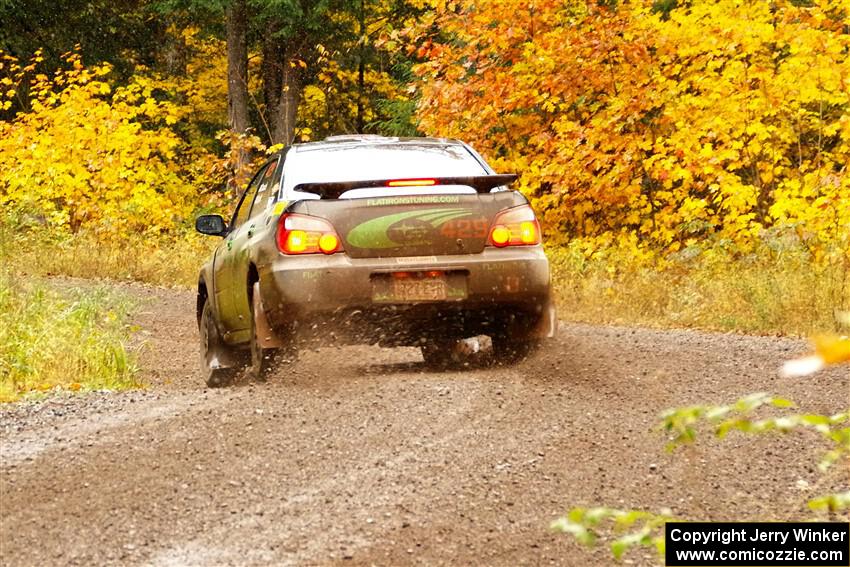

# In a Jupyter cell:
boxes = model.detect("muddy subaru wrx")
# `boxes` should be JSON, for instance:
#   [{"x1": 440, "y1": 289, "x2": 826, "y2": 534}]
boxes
[{"x1": 195, "y1": 136, "x2": 556, "y2": 386}]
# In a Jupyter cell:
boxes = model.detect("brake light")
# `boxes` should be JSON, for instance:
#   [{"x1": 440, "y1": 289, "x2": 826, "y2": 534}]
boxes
[
  {"x1": 487, "y1": 205, "x2": 541, "y2": 247},
  {"x1": 490, "y1": 226, "x2": 511, "y2": 246},
  {"x1": 276, "y1": 213, "x2": 343, "y2": 255},
  {"x1": 318, "y1": 233, "x2": 340, "y2": 254},
  {"x1": 387, "y1": 178, "x2": 437, "y2": 187}
]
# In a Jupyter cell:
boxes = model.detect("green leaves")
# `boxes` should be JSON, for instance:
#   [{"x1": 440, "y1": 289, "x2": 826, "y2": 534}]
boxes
[
  {"x1": 551, "y1": 507, "x2": 672, "y2": 560},
  {"x1": 659, "y1": 393, "x2": 849, "y2": 474},
  {"x1": 556, "y1": 389, "x2": 848, "y2": 562},
  {"x1": 808, "y1": 491, "x2": 850, "y2": 514},
  {"x1": 660, "y1": 392, "x2": 795, "y2": 450}
]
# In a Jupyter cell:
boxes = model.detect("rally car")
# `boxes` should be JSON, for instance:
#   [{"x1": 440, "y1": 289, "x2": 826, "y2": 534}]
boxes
[{"x1": 195, "y1": 135, "x2": 556, "y2": 386}]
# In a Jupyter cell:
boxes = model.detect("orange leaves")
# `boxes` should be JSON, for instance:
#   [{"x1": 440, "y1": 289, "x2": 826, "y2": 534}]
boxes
[
  {"x1": 413, "y1": 0, "x2": 659, "y2": 237},
  {"x1": 411, "y1": 0, "x2": 850, "y2": 257},
  {"x1": 814, "y1": 336, "x2": 850, "y2": 365}
]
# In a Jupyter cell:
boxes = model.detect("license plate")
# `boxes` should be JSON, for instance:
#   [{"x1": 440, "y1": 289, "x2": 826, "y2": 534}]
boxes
[
  {"x1": 372, "y1": 272, "x2": 467, "y2": 303},
  {"x1": 390, "y1": 278, "x2": 447, "y2": 301}
]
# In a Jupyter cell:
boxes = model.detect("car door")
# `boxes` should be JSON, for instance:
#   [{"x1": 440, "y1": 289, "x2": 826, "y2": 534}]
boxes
[
  {"x1": 213, "y1": 163, "x2": 270, "y2": 337},
  {"x1": 224, "y1": 158, "x2": 281, "y2": 337}
]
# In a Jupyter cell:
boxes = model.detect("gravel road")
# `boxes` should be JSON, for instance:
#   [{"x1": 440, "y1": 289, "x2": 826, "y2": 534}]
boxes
[{"x1": 1, "y1": 282, "x2": 848, "y2": 566}]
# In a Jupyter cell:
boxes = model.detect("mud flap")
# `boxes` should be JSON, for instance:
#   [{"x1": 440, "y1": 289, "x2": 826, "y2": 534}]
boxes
[
  {"x1": 253, "y1": 282, "x2": 285, "y2": 349},
  {"x1": 200, "y1": 300, "x2": 247, "y2": 372},
  {"x1": 531, "y1": 300, "x2": 558, "y2": 339}
]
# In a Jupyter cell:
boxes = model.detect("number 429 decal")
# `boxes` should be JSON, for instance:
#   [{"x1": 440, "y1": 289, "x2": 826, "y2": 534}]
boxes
[{"x1": 439, "y1": 217, "x2": 489, "y2": 239}]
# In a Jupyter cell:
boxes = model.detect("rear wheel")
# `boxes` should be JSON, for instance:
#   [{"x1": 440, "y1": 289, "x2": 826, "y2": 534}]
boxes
[
  {"x1": 199, "y1": 299, "x2": 244, "y2": 388},
  {"x1": 491, "y1": 336, "x2": 539, "y2": 365},
  {"x1": 420, "y1": 339, "x2": 458, "y2": 369},
  {"x1": 248, "y1": 330, "x2": 279, "y2": 381},
  {"x1": 246, "y1": 282, "x2": 296, "y2": 381}
]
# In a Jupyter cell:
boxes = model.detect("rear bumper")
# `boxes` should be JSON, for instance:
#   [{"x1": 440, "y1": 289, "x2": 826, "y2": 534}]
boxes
[{"x1": 258, "y1": 247, "x2": 555, "y2": 347}]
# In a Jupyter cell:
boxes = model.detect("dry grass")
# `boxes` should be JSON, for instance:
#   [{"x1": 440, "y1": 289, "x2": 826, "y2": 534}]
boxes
[
  {"x1": 0, "y1": 271, "x2": 139, "y2": 402},
  {"x1": 549, "y1": 238, "x2": 849, "y2": 336},
  {"x1": 1, "y1": 223, "x2": 214, "y2": 288}
]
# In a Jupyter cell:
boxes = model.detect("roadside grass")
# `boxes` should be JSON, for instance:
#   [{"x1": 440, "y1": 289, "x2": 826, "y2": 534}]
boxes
[
  {"x1": 0, "y1": 271, "x2": 140, "y2": 402},
  {"x1": 549, "y1": 237, "x2": 849, "y2": 336},
  {"x1": 1, "y1": 221, "x2": 214, "y2": 288}
]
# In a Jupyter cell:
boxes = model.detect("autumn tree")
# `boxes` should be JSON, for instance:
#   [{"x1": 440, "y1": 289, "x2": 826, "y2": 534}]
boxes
[
  {"x1": 412, "y1": 0, "x2": 850, "y2": 264},
  {"x1": 0, "y1": 51, "x2": 203, "y2": 235}
]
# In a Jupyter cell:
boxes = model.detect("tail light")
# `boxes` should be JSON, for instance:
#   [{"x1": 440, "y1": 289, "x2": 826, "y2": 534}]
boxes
[
  {"x1": 487, "y1": 205, "x2": 541, "y2": 247},
  {"x1": 276, "y1": 213, "x2": 343, "y2": 255}
]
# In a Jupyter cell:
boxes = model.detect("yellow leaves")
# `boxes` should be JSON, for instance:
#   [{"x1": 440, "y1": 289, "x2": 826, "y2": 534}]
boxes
[
  {"x1": 0, "y1": 48, "x2": 201, "y2": 238},
  {"x1": 297, "y1": 130, "x2": 312, "y2": 142},
  {"x1": 814, "y1": 336, "x2": 850, "y2": 365}
]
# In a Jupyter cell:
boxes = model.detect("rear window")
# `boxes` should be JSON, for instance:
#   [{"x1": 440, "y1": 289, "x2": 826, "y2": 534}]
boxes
[{"x1": 283, "y1": 144, "x2": 488, "y2": 192}]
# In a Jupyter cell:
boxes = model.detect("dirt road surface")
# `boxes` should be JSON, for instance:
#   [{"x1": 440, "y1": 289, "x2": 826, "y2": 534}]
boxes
[{"x1": 1, "y1": 282, "x2": 848, "y2": 566}]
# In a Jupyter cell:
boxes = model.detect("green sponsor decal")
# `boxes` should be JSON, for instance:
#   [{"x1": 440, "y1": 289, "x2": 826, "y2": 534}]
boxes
[{"x1": 346, "y1": 208, "x2": 471, "y2": 249}]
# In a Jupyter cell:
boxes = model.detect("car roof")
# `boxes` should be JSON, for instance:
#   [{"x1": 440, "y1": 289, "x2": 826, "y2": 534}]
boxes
[{"x1": 290, "y1": 135, "x2": 464, "y2": 153}]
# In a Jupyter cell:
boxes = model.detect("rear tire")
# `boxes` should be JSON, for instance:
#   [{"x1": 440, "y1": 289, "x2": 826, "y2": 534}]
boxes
[
  {"x1": 199, "y1": 299, "x2": 244, "y2": 388},
  {"x1": 246, "y1": 282, "x2": 296, "y2": 381},
  {"x1": 248, "y1": 333, "x2": 280, "y2": 381},
  {"x1": 420, "y1": 340, "x2": 458, "y2": 369},
  {"x1": 491, "y1": 336, "x2": 539, "y2": 365}
]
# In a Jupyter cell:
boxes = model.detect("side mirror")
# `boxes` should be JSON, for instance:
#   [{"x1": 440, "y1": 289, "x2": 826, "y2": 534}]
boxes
[{"x1": 195, "y1": 214, "x2": 228, "y2": 237}]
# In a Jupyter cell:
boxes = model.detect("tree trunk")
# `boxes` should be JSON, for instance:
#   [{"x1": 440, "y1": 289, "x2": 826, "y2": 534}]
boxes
[
  {"x1": 356, "y1": 59, "x2": 365, "y2": 133},
  {"x1": 261, "y1": 29, "x2": 283, "y2": 143},
  {"x1": 262, "y1": 29, "x2": 304, "y2": 146},
  {"x1": 275, "y1": 61, "x2": 301, "y2": 145},
  {"x1": 227, "y1": 0, "x2": 250, "y2": 194},
  {"x1": 356, "y1": 0, "x2": 365, "y2": 133},
  {"x1": 161, "y1": 17, "x2": 188, "y2": 77}
]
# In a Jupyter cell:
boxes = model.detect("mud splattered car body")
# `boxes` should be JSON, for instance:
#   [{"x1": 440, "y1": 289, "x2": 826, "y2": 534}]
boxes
[{"x1": 195, "y1": 136, "x2": 555, "y2": 385}]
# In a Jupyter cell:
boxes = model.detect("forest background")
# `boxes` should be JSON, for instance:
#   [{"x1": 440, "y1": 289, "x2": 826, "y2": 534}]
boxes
[{"x1": 1, "y1": 0, "x2": 848, "y2": 336}]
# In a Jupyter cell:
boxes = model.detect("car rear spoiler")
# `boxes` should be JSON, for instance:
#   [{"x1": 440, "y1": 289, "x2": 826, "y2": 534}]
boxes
[{"x1": 292, "y1": 174, "x2": 518, "y2": 199}]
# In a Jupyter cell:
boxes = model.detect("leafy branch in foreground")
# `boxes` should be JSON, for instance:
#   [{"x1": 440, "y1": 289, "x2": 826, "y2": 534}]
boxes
[
  {"x1": 551, "y1": 507, "x2": 673, "y2": 560},
  {"x1": 659, "y1": 391, "x2": 849, "y2": 514},
  {"x1": 554, "y1": 336, "x2": 850, "y2": 562},
  {"x1": 808, "y1": 491, "x2": 850, "y2": 515},
  {"x1": 659, "y1": 393, "x2": 850, "y2": 473}
]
